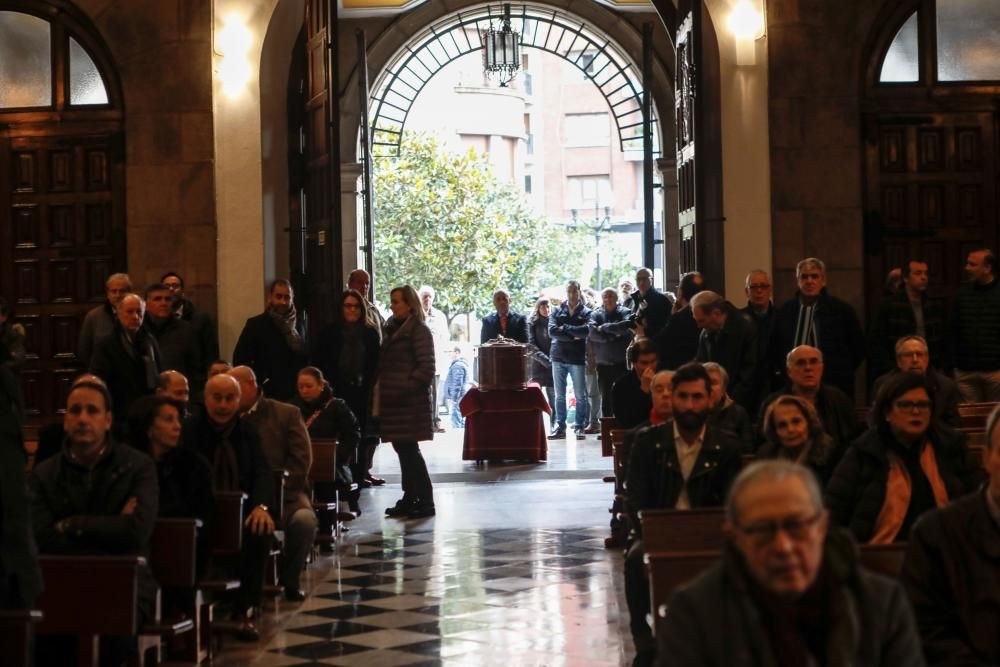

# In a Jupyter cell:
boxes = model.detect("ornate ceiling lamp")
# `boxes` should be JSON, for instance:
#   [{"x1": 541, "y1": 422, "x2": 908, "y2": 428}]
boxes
[{"x1": 482, "y1": 3, "x2": 521, "y2": 87}]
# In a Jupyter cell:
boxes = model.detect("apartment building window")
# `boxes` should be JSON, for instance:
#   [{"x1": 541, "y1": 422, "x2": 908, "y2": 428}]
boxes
[
  {"x1": 566, "y1": 175, "x2": 612, "y2": 210},
  {"x1": 524, "y1": 174, "x2": 533, "y2": 193},
  {"x1": 564, "y1": 112, "x2": 610, "y2": 147}
]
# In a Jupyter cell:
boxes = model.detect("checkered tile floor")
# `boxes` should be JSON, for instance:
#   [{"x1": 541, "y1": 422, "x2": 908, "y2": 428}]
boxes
[{"x1": 217, "y1": 527, "x2": 630, "y2": 666}]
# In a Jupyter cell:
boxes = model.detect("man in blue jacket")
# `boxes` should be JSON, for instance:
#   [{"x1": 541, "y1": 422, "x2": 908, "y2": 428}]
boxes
[
  {"x1": 548, "y1": 281, "x2": 592, "y2": 439},
  {"x1": 589, "y1": 287, "x2": 634, "y2": 422}
]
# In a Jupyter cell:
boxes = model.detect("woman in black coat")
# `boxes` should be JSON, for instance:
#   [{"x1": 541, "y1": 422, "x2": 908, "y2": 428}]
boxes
[
  {"x1": 825, "y1": 372, "x2": 979, "y2": 544},
  {"x1": 527, "y1": 297, "x2": 554, "y2": 408},
  {"x1": 758, "y1": 394, "x2": 841, "y2": 486},
  {"x1": 289, "y1": 366, "x2": 362, "y2": 511},
  {"x1": 377, "y1": 285, "x2": 436, "y2": 519},
  {"x1": 311, "y1": 289, "x2": 381, "y2": 487}
]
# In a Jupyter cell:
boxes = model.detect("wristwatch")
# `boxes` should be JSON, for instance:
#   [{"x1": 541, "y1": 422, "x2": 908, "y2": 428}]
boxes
[{"x1": 255, "y1": 504, "x2": 269, "y2": 513}]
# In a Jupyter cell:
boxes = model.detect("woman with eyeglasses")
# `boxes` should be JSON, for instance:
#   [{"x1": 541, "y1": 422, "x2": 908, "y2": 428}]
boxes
[
  {"x1": 311, "y1": 289, "x2": 382, "y2": 489},
  {"x1": 824, "y1": 371, "x2": 978, "y2": 544},
  {"x1": 759, "y1": 394, "x2": 841, "y2": 486},
  {"x1": 376, "y1": 285, "x2": 436, "y2": 518}
]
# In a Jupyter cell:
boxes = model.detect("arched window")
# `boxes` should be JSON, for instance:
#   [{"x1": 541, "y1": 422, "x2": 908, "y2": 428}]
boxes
[
  {"x1": 0, "y1": 8, "x2": 113, "y2": 110},
  {"x1": 877, "y1": 0, "x2": 1000, "y2": 85}
]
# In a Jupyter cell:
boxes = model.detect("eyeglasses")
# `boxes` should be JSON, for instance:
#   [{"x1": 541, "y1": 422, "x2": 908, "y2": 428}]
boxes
[
  {"x1": 898, "y1": 350, "x2": 928, "y2": 359},
  {"x1": 163, "y1": 283, "x2": 182, "y2": 290},
  {"x1": 748, "y1": 283, "x2": 771, "y2": 290},
  {"x1": 343, "y1": 303, "x2": 362, "y2": 310},
  {"x1": 736, "y1": 512, "x2": 824, "y2": 545},
  {"x1": 894, "y1": 399, "x2": 932, "y2": 412}
]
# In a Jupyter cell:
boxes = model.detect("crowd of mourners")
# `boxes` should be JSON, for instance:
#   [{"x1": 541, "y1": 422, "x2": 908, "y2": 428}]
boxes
[{"x1": 0, "y1": 248, "x2": 997, "y2": 667}]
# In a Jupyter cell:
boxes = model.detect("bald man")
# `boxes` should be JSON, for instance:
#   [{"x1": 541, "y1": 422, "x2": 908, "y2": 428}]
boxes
[
  {"x1": 155, "y1": 370, "x2": 190, "y2": 409},
  {"x1": 182, "y1": 374, "x2": 274, "y2": 639},
  {"x1": 90, "y1": 293, "x2": 162, "y2": 438},
  {"x1": 228, "y1": 366, "x2": 316, "y2": 601}
]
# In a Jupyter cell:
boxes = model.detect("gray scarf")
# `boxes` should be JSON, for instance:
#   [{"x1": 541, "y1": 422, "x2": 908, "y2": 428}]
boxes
[{"x1": 268, "y1": 304, "x2": 305, "y2": 354}]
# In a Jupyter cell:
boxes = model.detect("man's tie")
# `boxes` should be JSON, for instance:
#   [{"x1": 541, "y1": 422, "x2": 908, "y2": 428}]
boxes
[{"x1": 500, "y1": 313, "x2": 508, "y2": 335}]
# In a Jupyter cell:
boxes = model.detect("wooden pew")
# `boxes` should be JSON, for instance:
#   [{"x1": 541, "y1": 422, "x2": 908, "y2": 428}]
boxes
[
  {"x1": 149, "y1": 518, "x2": 204, "y2": 664},
  {"x1": 958, "y1": 402, "x2": 997, "y2": 430},
  {"x1": 309, "y1": 439, "x2": 355, "y2": 546},
  {"x1": 600, "y1": 416, "x2": 619, "y2": 457},
  {"x1": 200, "y1": 491, "x2": 245, "y2": 654},
  {"x1": 605, "y1": 428, "x2": 632, "y2": 548},
  {"x1": 35, "y1": 555, "x2": 144, "y2": 667},
  {"x1": 0, "y1": 610, "x2": 43, "y2": 667},
  {"x1": 858, "y1": 543, "x2": 907, "y2": 578},
  {"x1": 641, "y1": 508, "x2": 726, "y2": 553}
]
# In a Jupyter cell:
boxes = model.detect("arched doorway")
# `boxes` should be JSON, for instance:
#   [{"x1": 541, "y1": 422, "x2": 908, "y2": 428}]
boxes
[
  {"x1": 861, "y1": 0, "x2": 1000, "y2": 317},
  {"x1": 0, "y1": 2, "x2": 125, "y2": 420}
]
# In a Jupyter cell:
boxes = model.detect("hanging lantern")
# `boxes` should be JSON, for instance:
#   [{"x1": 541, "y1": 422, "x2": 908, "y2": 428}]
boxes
[{"x1": 482, "y1": 3, "x2": 521, "y2": 87}]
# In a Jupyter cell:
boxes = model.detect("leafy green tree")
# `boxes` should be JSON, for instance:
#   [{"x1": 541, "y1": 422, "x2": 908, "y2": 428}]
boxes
[{"x1": 374, "y1": 132, "x2": 590, "y2": 322}]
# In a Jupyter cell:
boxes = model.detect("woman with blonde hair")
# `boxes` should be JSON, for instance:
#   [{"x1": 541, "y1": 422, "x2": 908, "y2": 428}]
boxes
[
  {"x1": 760, "y1": 394, "x2": 840, "y2": 485},
  {"x1": 377, "y1": 285, "x2": 437, "y2": 518}
]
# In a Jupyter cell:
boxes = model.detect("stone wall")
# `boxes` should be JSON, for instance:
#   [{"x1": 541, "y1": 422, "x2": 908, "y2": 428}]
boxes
[
  {"x1": 767, "y1": 0, "x2": 885, "y2": 313},
  {"x1": 75, "y1": 0, "x2": 217, "y2": 315}
]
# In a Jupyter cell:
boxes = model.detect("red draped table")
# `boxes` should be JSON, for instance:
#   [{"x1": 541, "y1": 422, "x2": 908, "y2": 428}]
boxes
[{"x1": 460, "y1": 384, "x2": 551, "y2": 462}]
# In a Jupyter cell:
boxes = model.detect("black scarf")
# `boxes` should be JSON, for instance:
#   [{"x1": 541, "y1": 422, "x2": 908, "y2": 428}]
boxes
[
  {"x1": 209, "y1": 417, "x2": 240, "y2": 492},
  {"x1": 338, "y1": 323, "x2": 365, "y2": 386}
]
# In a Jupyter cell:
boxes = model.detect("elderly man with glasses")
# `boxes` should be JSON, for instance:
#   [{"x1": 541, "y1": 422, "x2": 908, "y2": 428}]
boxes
[
  {"x1": 660, "y1": 460, "x2": 926, "y2": 666},
  {"x1": 872, "y1": 336, "x2": 961, "y2": 428}
]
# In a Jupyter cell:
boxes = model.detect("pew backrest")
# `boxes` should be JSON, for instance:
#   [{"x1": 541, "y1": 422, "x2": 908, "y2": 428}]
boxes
[
  {"x1": 210, "y1": 491, "x2": 246, "y2": 555},
  {"x1": 611, "y1": 429, "x2": 630, "y2": 487},
  {"x1": 601, "y1": 416, "x2": 619, "y2": 457},
  {"x1": 858, "y1": 543, "x2": 907, "y2": 578},
  {"x1": 149, "y1": 518, "x2": 199, "y2": 588},
  {"x1": 639, "y1": 508, "x2": 727, "y2": 553},
  {"x1": 310, "y1": 439, "x2": 339, "y2": 484},
  {"x1": 36, "y1": 556, "x2": 143, "y2": 635}
]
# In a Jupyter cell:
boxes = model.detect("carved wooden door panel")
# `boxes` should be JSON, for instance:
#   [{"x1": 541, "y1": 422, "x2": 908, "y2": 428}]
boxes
[
  {"x1": 0, "y1": 132, "x2": 125, "y2": 419},
  {"x1": 675, "y1": 0, "x2": 701, "y2": 276},
  {"x1": 864, "y1": 113, "x2": 997, "y2": 318}
]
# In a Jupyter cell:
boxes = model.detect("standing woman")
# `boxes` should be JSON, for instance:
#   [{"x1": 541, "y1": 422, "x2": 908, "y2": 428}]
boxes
[
  {"x1": 312, "y1": 290, "x2": 382, "y2": 487},
  {"x1": 377, "y1": 285, "x2": 436, "y2": 518},
  {"x1": 527, "y1": 297, "x2": 554, "y2": 408}
]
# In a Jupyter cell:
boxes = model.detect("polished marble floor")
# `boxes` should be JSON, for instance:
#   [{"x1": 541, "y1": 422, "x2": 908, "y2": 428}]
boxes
[{"x1": 213, "y1": 432, "x2": 634, "y2": 666}]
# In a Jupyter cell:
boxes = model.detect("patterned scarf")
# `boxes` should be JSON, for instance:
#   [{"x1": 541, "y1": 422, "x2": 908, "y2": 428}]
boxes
[{"x1": 268, "y1": 304, "x2": 305, "y2": 354}]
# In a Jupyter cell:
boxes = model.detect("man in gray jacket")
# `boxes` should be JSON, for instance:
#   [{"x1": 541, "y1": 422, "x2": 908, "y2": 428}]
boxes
[
  {"x1": 229, "y1": 366, "x2": 316, "y2": 602},
  {"x1": 659, "y1": 460, "x2": 925, "y2": 667}
]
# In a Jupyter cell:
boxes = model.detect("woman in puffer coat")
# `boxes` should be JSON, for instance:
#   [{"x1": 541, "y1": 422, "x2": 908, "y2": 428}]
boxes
[{"x1": 377, "y1": 285, "x2": 436, "y2": 519}]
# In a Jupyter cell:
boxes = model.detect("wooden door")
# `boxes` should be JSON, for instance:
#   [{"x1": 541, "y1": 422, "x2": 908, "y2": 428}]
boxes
[
  {"x1": 864, "y1": 113, "x2": 997, "y2": 317},
  {"x1": 0, "y1": 132, "x2": 125, "y2": 419},
  {"x1": 675, "y1": 0, "x2": 700, "y2": 276}
]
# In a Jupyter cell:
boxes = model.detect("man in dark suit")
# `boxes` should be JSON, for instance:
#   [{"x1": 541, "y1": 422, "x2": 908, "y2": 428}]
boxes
[
  {"x1": 480, "y1": 289, "x2": 528, "y2": 343},
  {"x1": 623, "y1": 362, "x2": 743, "y2": 667},
  {"x1": 691, "y1": 290, "x2": 757, "y2": 407},
  {"x1": 233, "y1": 279, "x2": 308, "y2": 401},
  {"x1": 872, "y1": 335, "x2": 961, "y2": 427},
  {"x1": 629, "y1": 267, "x2": 672, "y2": 339},
  {"x1": 769, "y1": 257, "x2": 865, "y2": 397},
  {"x1": 656, "y1": 271, "x2": 704, "y2": 370}
]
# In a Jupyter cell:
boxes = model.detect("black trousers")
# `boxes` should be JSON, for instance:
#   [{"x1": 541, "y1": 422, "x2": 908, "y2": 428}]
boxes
[
  {"x1": 597, "y1": 363, "x2": 627, "y2": 418},
  {"x1": 392, "y1": 441, "x2": 433, "y2": 503},
  {"x1": 352, "y1": 435, "x2": 379, "y2": 482},
  {"x1": 236, "y1": 530, "x2": 272, "y2": 612},
  {"x1": 624, "y1": 539, "x2": 654, "y2": 654}
]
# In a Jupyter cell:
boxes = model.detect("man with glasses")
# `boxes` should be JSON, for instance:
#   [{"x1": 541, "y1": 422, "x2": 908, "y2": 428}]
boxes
[
  {"x1": 742, "y1": 269, "x2": 777, "y2": 410},
  {"x1": 770, "y1": 257, "x2": 865, "y2": 397},
  {"x1": 872, "y1": 336, "x2": 961, "y2": 427},
  {"x1": 160, "y1": 271, "x2": 220, "y2": 366},
  {"x1": 623, "y1": 362, "x2": 742, "y2": 667},
  {"x1": 660, "y1": 460, "x2": 925, "y2": 666}
]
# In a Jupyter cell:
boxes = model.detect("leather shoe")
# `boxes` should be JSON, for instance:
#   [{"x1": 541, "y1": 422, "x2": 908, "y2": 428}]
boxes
[
  {"x1": 235, "y1": 619, "x2": 259, "y2": 642},
  {"x1": 385, "y1": 498, "x2": 417, "y2": 517},
  {"x1": 366, "y1": 474, "x2": 387, "y2": 486},
  {"x1": 358, "y1": 477, "x2": 373, "y2": 488},
  {"x1": 407, "y1": 503, "x2": 436, "y2": 518},
  {"x1": 548, "y1": 429, "x2": 566, "y2": 440},
  {"x1": 284, "y1": 588, "x2": 306, "y2": 602},
  {"x1": 583, "y1": 425, "x2": 600, "y2": 434}
]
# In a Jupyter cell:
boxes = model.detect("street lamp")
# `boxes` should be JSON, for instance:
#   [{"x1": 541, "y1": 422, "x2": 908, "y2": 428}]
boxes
[{"x1": 571, "y1": 204, "x2": 612, "y2": 290}]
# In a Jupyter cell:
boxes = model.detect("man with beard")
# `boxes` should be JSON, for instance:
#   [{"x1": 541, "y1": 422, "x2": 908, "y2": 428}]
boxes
[
  {"x1": 623, "y1": 362, "x2": 743, "y2": 667},
  {"x1": 233, "y1": 279, "x2": 308, "y2": 400}
]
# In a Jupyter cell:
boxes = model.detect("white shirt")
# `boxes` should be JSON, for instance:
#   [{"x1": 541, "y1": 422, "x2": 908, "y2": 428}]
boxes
[{"x1": 673, "y1": 421, "x2": 706, "y2": 510}]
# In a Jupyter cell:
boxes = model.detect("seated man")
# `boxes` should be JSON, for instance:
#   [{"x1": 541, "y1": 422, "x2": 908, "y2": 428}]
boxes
[
  {"x1": 872, "y1": 336, "x2": 960, "y2": 428},
  {"x1": 624, "y1": 362, "x2": 743, "y2": 667},
  {"x1": 611, "y1": 338, "x2": 658, "y2": 429},
  {"x1": 900, "y1": 407, "x2": 1000, "y2": 666},
  {"x1": 759, "y1": 345, "x2": 860, "y2": 454},
  {"x1": 182, "y1": 374, "x2": 274, "y2": 640},
  {"x1": 155, "y1": 369, "x2": 191, "y2": 414},
  {"x1": 31, "y1": 380, "x2": 159, "y2": 666},
  {"x1": 704, "y1": 361, "x2": 754, "y2": 453},
  {"x1": 660, "y1": 460, "x2": 924, "y2": 665},
  {"x1": 229, "y1": 366, "x2": 316, "y2": 602}
]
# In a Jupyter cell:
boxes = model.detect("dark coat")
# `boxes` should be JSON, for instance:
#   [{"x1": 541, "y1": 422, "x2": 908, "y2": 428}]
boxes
[
  {"x1": 30, "y1": 439, "x2": 159, "y2": 615},
  {"x1": 696, "y1": 303, "x2": 758, "y2": 406},
  {"x1": 182, "y1": 413, "x2": 274, "y2": 511},
  {"x1": 709, "y1": 401, "x2": 754, "y2": 454},
  {"x1": 289, "y1": 389, "x2": 361, "y2": 469},
  {"x1": 902, "y1": 489, "x2": 1000, "y2": 665},
  {"x1": 527, "y1": 315, "x2": 553, "y2": 387},
  {"x1": 771, "y1": 290, "x2": 866, "y2": 396},
  {"x1": 757, "y1": 434, "x2": 842, "y2": 486},
  {"x1": 376, "y1": 315, "x2": 436, "y2": 443},
  {"x1": 740, "y1": 303, "x2": 778, "y2": 413},
  {"x1": 867, "y1": 291, "x2": 948, "y2": 377},
  {"x1": 0, "y1": 367, "x2": 41, "y2": 608},
  {"x1": 90, "y1": 324, "x2": 162, "y2": 435},
  {"x1": 872, "y1": 369, "x2": 961, "y2": 428},
  {"x1": 233, "y1": 310, "x2": 308, "y2": 401},
  {"x1": 311, "y1": 322, "x2": 380, "y2": 437},
  {"x1": 952, "y1": 278, "x2": 1000, "y2": 371},
  {"x1": 241, "y1": 397, "x2": 313, "y2": 516},
  {"x1": 824, "y1": 425, "x2": 978, "y2": 543},
  {"x1": 588, "y1": 305, "x2": 634, "y2": 367},
  {"x1": 660, "y1": 529, "x2": 926, "y2": 667},
  {"x1": 628, "y1": 287, "x2": 672, "y2": 339},
  {"x1": 77, "y1": 301, "x2": 115, "y2": 367},
  {"x1": 612, "y1": 370, "x2": 652, "y2": 429},
  {"x1": 481, "y1": 311, "x2": 528, "y2": 343},
  {"x1": 656, "y1": 305, "x2": 700, "y2": 370},
  {"x1": 174, "y1": 297, "x2": 220, "y2": 364},
  {"x1": 144, "y1": 315, "x2": 204, "y2": 393},
  {"x1": 151, "y1": 446, "x2": 215, "y2": 524},
  {"x1": 548, "y1": 301, "x2": 592, "y2": 365},
  {"x1": 625, "y1": 422, "x2": 743, "y2": 535},
  {"x1": 759, "y1": 384, "x2": 861, "y2": 456}
]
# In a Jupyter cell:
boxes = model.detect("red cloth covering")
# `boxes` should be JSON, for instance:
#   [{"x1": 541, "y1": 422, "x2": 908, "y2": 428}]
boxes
[
  {"x1": 649, "y1": 407, "x2": 669, "y2": 425},
  {"x1": 460, "y1": 384, "x2": 550, "y2": 462}
]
